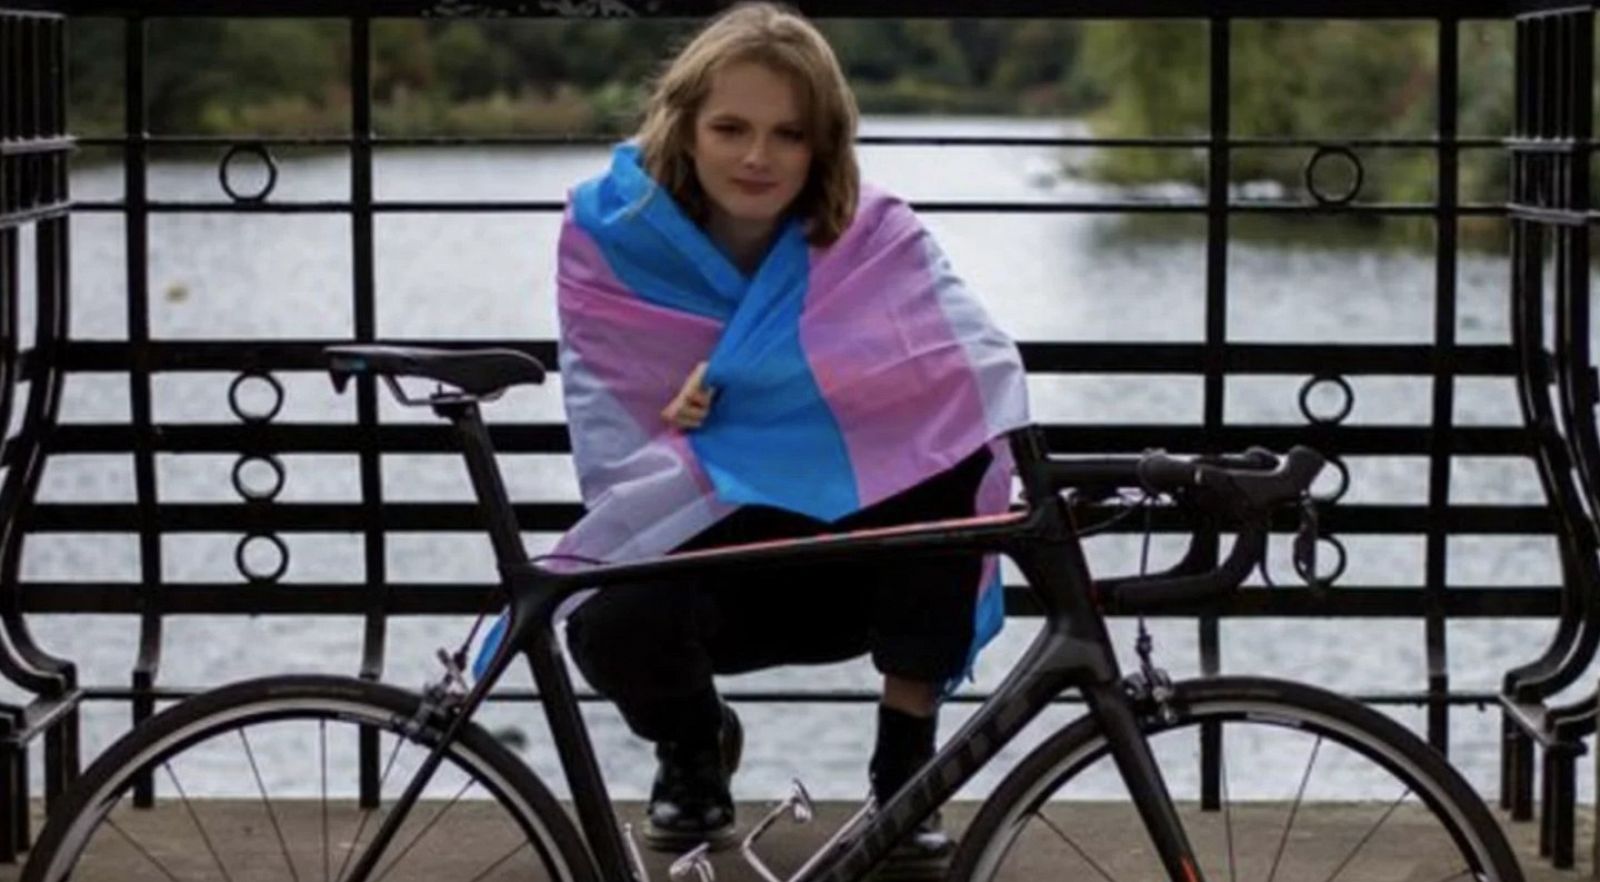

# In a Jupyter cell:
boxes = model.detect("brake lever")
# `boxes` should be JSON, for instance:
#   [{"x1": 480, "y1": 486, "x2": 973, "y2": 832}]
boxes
[
  {"x1": 1292, "y1": 497, "x2": 1347, "y2": 594},
  {"x1": 1293, "y1": 498, "x2": 1319, "y2": 587}
]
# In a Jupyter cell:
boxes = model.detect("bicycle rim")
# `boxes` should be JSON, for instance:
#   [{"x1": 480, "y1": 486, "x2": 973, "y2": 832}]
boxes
[
  {"x1": 26, "y1": 677, "x2": 591, "y2": 882},
  {"x1": 954, "y1": 677, "x2": 1521, "y2": 882}
]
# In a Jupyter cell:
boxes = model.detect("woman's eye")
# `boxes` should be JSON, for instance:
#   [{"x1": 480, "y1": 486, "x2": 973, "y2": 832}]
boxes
[{"x1": 778, "y1": 129, "x2": 806, "y2": 142}]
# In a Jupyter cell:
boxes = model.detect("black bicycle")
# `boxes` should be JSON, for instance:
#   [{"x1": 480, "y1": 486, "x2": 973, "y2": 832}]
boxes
[{"x1": 22, "y1": 346, "x2": 1522, "y2": 882}]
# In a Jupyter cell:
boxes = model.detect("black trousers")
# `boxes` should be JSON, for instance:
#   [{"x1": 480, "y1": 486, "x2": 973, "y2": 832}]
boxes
[{"x1": 566, "y1": 446, "x2": 993, "y2": 745}]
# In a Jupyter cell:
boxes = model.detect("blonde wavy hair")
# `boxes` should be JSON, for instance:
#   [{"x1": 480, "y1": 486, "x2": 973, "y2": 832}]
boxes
[{"x1": 635, "y1": 2, "x2": 860, "y2": 246}]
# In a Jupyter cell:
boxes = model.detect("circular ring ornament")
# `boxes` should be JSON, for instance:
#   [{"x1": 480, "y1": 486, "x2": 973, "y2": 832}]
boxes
[
  {"x1": 1311, "y1": 456, "x2": 1351, "y2": 505},
  {"x1": 1303, "y1": 144, "x2": 1364, "y2": 207},
  {"x1": 231, "y1": 454, "x2": 286, "y2": 503},
  {"x1": 236, "y1": 532, "x2": 289, "y2": 583},
  {"x1": 229, "y1": 371, "x2": 285, "y2": 425},
  {"x1": 219, "y1": 143, "x2": 279, "y2": 203},
  {"x1": 1297, "y1": 373, "x2": 1354, "y2": 426},
  {"x1": 1294, "y1": 533, "x2": 1349, "y2": 587}
]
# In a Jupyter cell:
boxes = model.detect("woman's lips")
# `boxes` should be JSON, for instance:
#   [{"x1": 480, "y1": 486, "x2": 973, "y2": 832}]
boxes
[{"x1": 731, "y1": 178, "x2": 778, "y2": 195}]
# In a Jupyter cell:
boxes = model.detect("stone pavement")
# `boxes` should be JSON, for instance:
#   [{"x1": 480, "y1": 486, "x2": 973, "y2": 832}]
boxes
[{"x1": 0, "y1": 799, "x2": 1588, "y2": 881}]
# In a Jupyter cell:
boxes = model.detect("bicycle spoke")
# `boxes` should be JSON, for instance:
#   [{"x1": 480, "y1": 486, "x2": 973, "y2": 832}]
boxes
[
  {"x1": 464, "y1": 839, "x2": 536, "y2": 882},
  {"x1": 240, "y1": 728, "x2": 302, "y2": 882},
  {"x1": 164, "y1": 762, "x2": 237, "y2": 882},
  {"x1": 104, "y1": 813, "x2": 185, "y2": 882},
  {"x1": 334, "y1": 729, "x2": 408, "y2": 882},
  {"x1": 371, "y1": 776, "x2": 478, "y2": 882},
  {"x1": 1320, "y1": 787, "x2": 1411, "y2": 882},
  {"x1": 1036, "y1": 809, "x2": 1119, "y2": 882},
  {"x1": 1266, "y1": 735, "x2": 1322, "y2": 882},
  {"x1": 1220, "y1": 731, "x2": 1236, "y2": 882}
]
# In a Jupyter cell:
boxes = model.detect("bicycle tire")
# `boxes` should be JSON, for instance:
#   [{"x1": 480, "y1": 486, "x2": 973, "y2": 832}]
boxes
[
  {"x1": 23, "y1": 674, "x2": 598, "y2": 882},
  {"x1": 950, "y1": 676, "x2": 1522, "y2": 882}
]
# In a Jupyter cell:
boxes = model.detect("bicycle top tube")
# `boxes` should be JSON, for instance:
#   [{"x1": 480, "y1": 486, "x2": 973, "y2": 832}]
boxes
[{"x1": 517, "y1": 506, "x2": 1040, "y2": 597}]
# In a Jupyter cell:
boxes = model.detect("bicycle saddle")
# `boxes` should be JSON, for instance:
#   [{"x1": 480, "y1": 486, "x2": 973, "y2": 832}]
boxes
[{"x1": 325, "y1": 345, "x2": 546, "y2": 396}]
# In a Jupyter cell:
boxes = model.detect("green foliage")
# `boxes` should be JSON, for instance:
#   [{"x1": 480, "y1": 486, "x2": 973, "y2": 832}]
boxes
[
  {"x1": 63, "y1": 13, "x2": 1518, "y2": 237},
  {"x1": 68, "y1": 17, "x2": 1097, "y2": 136},
  {"x1": 1076, "y1": 19, "x2": 1515, "y2": 211}
]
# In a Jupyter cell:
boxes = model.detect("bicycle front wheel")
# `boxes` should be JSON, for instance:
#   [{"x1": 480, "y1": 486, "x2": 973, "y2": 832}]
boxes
[
  {"x1": 24, "y1": 675, "x2": 597, "y2": 882},
  {"x1": 951, "y1": 676, "x2": 1521, "y2": 882}
]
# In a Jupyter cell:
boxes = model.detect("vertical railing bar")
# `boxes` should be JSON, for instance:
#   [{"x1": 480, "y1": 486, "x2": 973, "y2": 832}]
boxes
[
  {"x1": 23, "y1": 17, "x2": 37, "y2": 141},
  {"x1": 1531, "y1": 16, "x2": 1544, "y2": 140},
  {"x1": 20, "y1": 17, "x2": 36, "y2": 216},
  {"x1": 1198, "y1": 14, "x2": 1230, "y2": 813},
  {"x1": 0, "y1": 37, "x2": 25, "y2": 862},
  {"x1": 0, "y1": 12, "x2": 17, "y2": 473},
  {"x1": 1424, "y1": 14, "x2": 1460, "y2": 756},
  {"x1": 1555, "y1": 16, "x2": 1571, "y2": 205},
  {"x1": 42, "y1": 13, "x2": 80, "y2": 804},
  {"x1": 348, "y1": 14, "x2": 387, "y2": 809},
  {"x1": 1542, "y1": 8, "x2": 1599, "y2": 736},
  {"x1": 48, "y1": 15, "x2": 62, "y2": 141},
  {"x1": 122, "y1": 12, "x2": 161, "y2": 809},
  {"x1": 1543, "y1": 16, "x2": 1558, "y2": 140},
  {"x1": 1558, "y1": 9, "x2": 1596, "y2": 758},
  {"x1": 34, "y1": 16, "x2": 46, "y2": 139},
  {"x1": 1, "y1": 15, "x2": 8, "y2": 148},
  {"x1": 1, "y1": 15, "x2": 10, "y2": 216}
]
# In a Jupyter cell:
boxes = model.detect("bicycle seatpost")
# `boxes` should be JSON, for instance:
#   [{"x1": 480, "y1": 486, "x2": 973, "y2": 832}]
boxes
[{"x1": 433, "y1": 399, "x2": 530, "y2": 572}]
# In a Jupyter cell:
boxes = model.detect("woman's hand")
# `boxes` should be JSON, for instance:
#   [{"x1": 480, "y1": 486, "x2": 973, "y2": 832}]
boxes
[{"x1": 662, "y1": 361, "x2": 715, "y2": 430}]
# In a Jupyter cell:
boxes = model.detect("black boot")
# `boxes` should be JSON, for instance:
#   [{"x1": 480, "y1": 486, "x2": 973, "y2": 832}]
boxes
[
  {"x1": 644, "y1": 702, "x2": 744, "y2": 851},
  {"x1": 870, "y1": 704, "x2": 955, "y2": 881}
]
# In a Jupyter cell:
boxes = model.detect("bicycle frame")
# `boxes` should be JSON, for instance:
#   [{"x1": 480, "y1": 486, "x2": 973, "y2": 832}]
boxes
[{"x1": 340, "y1": 400, "x2": 1209, "y2": 882}]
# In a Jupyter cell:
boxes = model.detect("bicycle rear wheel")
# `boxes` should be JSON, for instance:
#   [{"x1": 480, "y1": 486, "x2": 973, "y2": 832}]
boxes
[
  {"x1": 951, "y1": 676, "x2": 1521, "y2": 882},
  {"x1": 23, "y1": 675, "x2": 597, "y2": 882}
]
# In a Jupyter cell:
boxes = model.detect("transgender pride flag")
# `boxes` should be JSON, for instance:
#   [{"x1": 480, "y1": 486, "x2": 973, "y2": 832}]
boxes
[{"x1": 476, "y1": 143, "x2": 1029, "y2": 682}]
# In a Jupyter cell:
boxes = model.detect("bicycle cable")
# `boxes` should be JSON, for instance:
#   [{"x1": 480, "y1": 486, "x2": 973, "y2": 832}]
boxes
[
  {"x1": 1071, "y1": 489, "x2": 1150, "y2": 538},
  {"x1": 1135, "y1": 488, "x2": 1156, "y2": 669},
  {"x1": 444, "y1": 552, "x2": 612, "y2": 684}
]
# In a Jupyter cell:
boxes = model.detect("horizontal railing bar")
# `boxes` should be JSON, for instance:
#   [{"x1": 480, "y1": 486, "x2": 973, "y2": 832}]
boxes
[
  {"x1": 46, "y1": 339, "x2": 558, "y2": 372},
  {"x1": 17, "y1": 501, "x2": 1556, "y2": 533},
  {"x1": 74, "y1": 685, "x2": 1508, "y2": 707},
  {"x1": 0, "y1": 136, "x2": 75, "y2": 156},
  {"x1": 67, "y1": 198, "x2": 1510, "y2": 217},
  {"x1": 1038, "y1": 425, "x2": 1537, "y2": 455},
  {"x1": 39, "y1": 423, "x2": 1539, "y2": 457},
  {"x1": 1, "y1": 1, "x2": 1517, "y2": 19},
  {"x1": 1513, "y1": 0, "x2": 1594, "y2": 17},
  {"x1": 74, "y1": 134, "x2": 1513, "y2": 150},
  {"x1": 21, "y1": 584, "x2": 1558, "y2": 616},
  {"x1": 1506, "y1": 204, "x2": 1590, "y2": 225},
  {"x1": 0, "y1": 202, "x2": 70, "y2": 230},
  {"x1": 1505, "y1": 137, "x2": 1593, "y2": 153},
  {"x1": 37, "y1": 340, "x2": 1525, "y2": 377},
  {"x1": 0, "y1": 6, "x2": 61, "y2": 17}
]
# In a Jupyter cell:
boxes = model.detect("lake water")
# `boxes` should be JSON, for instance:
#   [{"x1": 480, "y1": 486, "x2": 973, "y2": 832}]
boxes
[{"x1": 1, "y1": 117, "x2": 1581, "y2": 801}]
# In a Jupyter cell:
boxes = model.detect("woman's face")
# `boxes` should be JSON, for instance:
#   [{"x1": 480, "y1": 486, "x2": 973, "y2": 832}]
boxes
[{"x1": 689, "y1": 60, "x2": 814, "y2": 234}]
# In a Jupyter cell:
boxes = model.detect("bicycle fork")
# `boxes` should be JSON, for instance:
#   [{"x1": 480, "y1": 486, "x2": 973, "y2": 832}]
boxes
[
  {"x1": 1016, "y1": 508, "x2": 1208, "y2": 882},
  {"x1": 1082, "y1": 678, "x2": 1206, "y2": 882}
]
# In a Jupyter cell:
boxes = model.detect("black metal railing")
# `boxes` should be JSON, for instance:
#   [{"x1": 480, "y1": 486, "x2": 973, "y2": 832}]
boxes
[
  {"x1": 0, "y1": 0, "x2": 1595, "y2": 868},
  {"x1": 1498, "y1": 4, "x2": 1598, "y2": 867}
]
